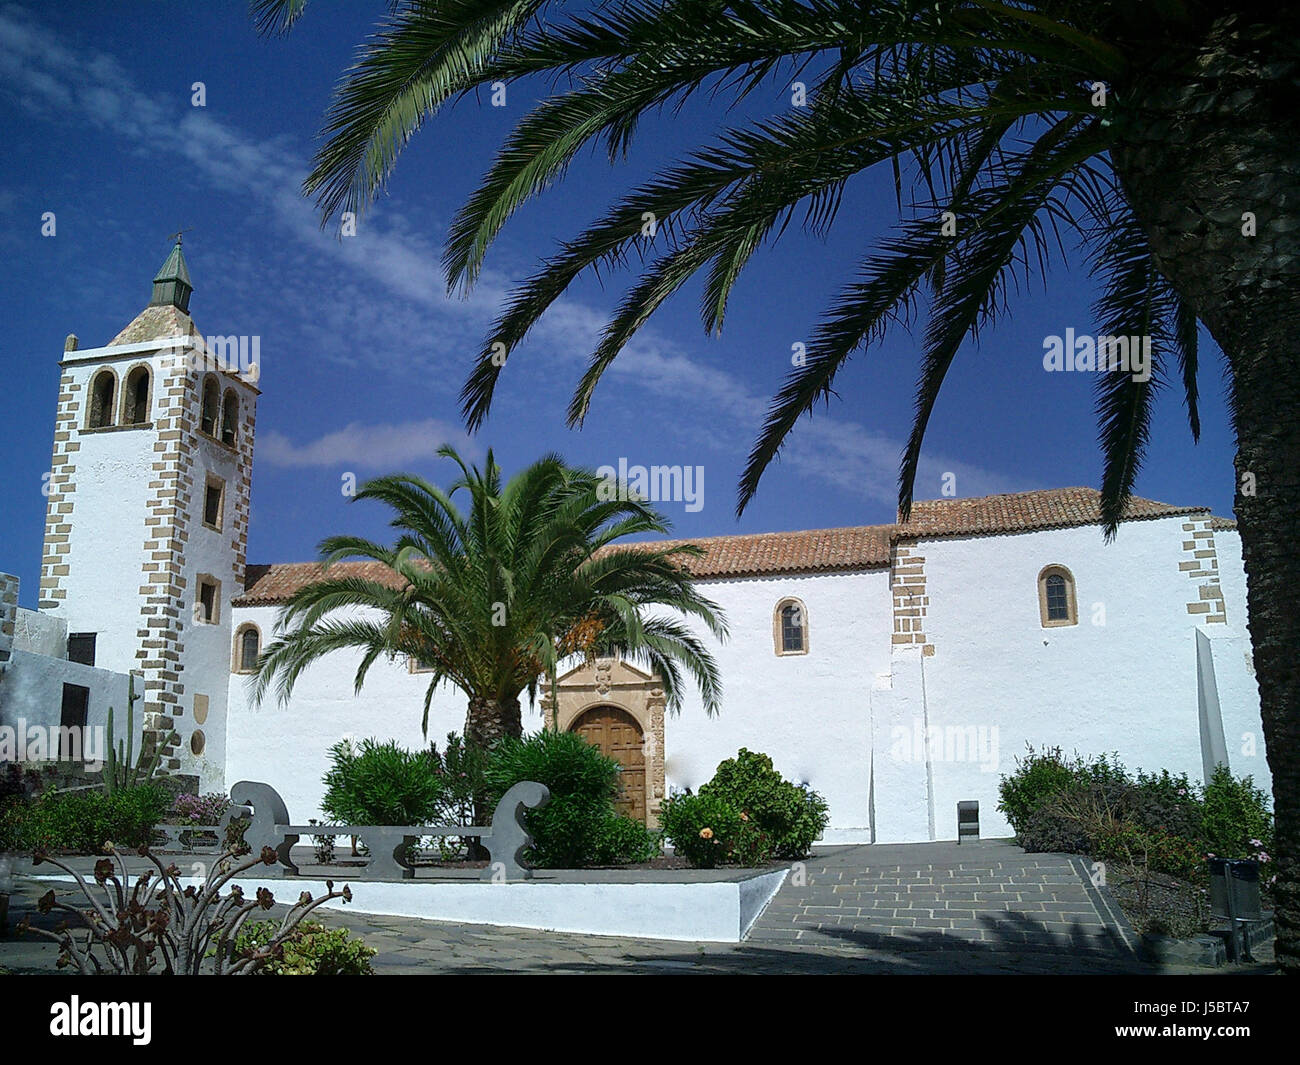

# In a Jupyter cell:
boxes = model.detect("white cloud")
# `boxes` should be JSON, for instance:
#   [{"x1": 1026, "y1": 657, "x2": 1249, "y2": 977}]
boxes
[{"x1": 259, "y1": 419, "x2": 479, "y2": 470}]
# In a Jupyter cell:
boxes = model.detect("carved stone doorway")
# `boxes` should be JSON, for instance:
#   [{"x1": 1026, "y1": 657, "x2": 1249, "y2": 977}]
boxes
[{"x1": 542, "y1": 657, "x2": 666, "y2": 827}]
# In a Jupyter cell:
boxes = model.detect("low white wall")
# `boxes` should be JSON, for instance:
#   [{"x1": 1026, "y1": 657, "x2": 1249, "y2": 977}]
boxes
[
  {"x1": 31, "y1": 868, "x2": 789, "y2": 943},
  {"x1": 13, "y1": 608, "x2": 67, "y2": 659}
]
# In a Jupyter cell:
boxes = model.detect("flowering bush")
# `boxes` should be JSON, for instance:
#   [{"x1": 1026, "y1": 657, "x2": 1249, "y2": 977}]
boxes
[
  {"x1": 658, "y1": 793, "x2": 746, "y2": 868},
  {"x1": 699, "y1": 749, "x2": 828, "y2": 860},
  {"x1": 661, "y1": 751, "x2": 829, "y2": 868},
  {"x1": 168, "y1": 792, "x2": 246, "y2": 850}
]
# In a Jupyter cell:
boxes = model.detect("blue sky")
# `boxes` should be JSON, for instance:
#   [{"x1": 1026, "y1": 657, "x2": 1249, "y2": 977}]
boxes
[{"x1": 0, "y1": 2, "x2": 1240, "y2": 607}]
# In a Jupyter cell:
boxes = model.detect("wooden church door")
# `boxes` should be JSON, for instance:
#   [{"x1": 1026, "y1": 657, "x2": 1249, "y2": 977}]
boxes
[{"x1": 570, "y1": 706, "x2": 647, "y2": 824}]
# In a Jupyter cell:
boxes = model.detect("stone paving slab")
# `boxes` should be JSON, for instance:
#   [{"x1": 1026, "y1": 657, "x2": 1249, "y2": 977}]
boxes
[{"x1": 746, "y1": 840, "x2": 1141, "y2": 958}]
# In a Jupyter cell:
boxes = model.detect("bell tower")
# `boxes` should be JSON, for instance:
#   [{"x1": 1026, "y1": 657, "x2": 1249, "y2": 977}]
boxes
[{"x1": 39, "y1": 240, "x2": 259, "y2": 789}]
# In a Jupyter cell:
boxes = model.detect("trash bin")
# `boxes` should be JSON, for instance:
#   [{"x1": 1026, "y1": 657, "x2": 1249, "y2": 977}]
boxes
[
  {"x1": 1208, "y1": 858, "x2": 1262, "y2": 961},
  {"x1": 957, "y1": 801, "x2": 979, "y2": 843}
]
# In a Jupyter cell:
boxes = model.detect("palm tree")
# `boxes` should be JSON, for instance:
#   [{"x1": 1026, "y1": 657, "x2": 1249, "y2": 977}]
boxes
[
  {"x1": 253, "y1": 446, "x2": 727, "y2": 750},
  {"x1": 254, "y1": 2, "x2": 1300, "y2": 969}
]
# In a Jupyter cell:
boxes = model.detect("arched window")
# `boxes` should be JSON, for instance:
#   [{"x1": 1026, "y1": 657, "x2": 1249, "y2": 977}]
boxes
[
  {"x1": 773, "y1": 598, "x2": 809, "y2": 655},
  {"x1": 121, "y1": 365, "x2": 151, "y2": 425},
  {"x1": 200, "y1": 376, "x2": 220, "y2": 436},
  {"x1": 233, "y1": 624, "x2": 261, "y2": 673},
  {"x1": 1038, "y1": 565, "x2": 1078, "y2": 627},
  {"x1": 88, "y1": 369, "x2": 116, "y2": 428},
  {"x1": 220, "y1": 389, "x2": 238, "y2": 445}
]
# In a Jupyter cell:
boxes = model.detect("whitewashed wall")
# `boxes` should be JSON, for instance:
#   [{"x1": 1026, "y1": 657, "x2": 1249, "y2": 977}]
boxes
[
  {"x1": 47, "y1": 357, "x2": 156, "y2": 676},
  {"x1": 660, "y1": 570, "x2": 890, "y2": 843},
  {"x1": 0, "y1": 650, "x2": 137, "y2": 755},
  {"x1": 912, "y1": 516, "x2": 1252, "y2": 840},
  {"x1": 224, "y1": 604, "x2": 491, "y2": 820},
  {"x1": 179, "y1": 427, "x2": 250, "y2": 792}
]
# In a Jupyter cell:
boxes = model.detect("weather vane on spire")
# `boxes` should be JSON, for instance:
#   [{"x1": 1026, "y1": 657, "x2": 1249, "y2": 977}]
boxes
[{"x1": 168, "y1": 226, "x2": 193, "y2": 246}]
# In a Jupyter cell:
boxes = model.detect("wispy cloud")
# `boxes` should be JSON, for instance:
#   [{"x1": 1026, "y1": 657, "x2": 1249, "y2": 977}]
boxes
[
  {"x1": 259, "y1": 419, "x2": 479, "y2": 470},
  {"x1": 0, "y1": 3, "x2": 1020, "y2": 512}
]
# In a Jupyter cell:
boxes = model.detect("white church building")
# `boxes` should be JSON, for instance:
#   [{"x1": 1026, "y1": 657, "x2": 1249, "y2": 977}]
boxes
[{"x1": 0, "y1": 245, "x2": 1267, "y2": 844}]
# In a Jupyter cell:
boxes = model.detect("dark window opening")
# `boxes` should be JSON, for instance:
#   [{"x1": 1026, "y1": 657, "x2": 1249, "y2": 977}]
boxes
[
  {"x1": 67, "y1": 633, "x2": 97, "y2": 666},
  {"x1": 123, "y1": 367, "x2": 150, "y2": 424},
  {"x1": 204, "y1": 482, "x2": 223, "y2": 527},
  {"x1": 59, "y1": 683, "x2": 89, "y2": 759},
  {"x1": 198, "y1": 581, "x2": 217, "y2": 623},
  {"x1": 200, "y1": 378, "x2": 220, "y2": 436},
  {"x1": 89, "y1": 371, "x2": 115, "y2": 428},
  {"x1": 221, "y1": 390, "x2": 238, "y2": 445},
  {"x1": 240, "y1": 628, "x2": 260, "y2": 671}
]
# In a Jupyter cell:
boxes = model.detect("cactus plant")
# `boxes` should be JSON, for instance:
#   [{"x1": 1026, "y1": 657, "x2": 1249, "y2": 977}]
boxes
[{"x1": 103, "y1": 676, "x2": 175, "y2": 795}]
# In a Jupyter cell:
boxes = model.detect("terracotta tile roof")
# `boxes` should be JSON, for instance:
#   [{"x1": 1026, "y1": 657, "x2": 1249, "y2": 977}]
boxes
[
  {"x1": 235, "y1": 487, "x2": 1218, "y2": 604},
  {"x1": 236, "y1": 561, "x2": 406, "y2": 605},
  {"x1": 636, "y1": 525, "x2": 895, "y2": 579},
  {"x1": 896, "y1": 487, "x2": 1205, "y2": 540},
  {"x1": 1209, "y1": 516, "x2": 1238, "y2": 532}
]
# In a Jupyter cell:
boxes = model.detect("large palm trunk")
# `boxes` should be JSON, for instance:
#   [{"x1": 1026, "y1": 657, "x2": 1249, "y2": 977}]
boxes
[
  {"x1": 463, "y1": 695, "x2": 523, "y2": 859},
  {"x1": 1112, "y1": 13, "x2": 1300, "y2": 971}
]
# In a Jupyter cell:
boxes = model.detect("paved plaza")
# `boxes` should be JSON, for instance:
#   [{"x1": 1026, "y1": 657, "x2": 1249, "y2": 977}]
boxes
[{"x1": 0, "y1": 841, "x2": 1275, "y2": 975}]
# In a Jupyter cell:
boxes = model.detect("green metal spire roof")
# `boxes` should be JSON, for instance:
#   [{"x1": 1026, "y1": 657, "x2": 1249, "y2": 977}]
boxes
[{"x1": 148, "y1": 239, "x2": 193, "y2": 312}]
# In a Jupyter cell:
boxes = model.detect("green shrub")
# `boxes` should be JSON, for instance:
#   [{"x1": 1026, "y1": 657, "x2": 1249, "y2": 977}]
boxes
[
  {"x1": 1094, "y1": 823, "x2": 1206, "y2": 883},
  {"x1": 590, "y1": 814, "x2": 660, "y2": 865},
  {"x1": 430, "y1": 731, "x2": 488, "y2": 828},
  {"x1": 998, "y1": 746, "x2": 1088, "y2": 833},
  {"x1": 483, "y1": 729, "x2": 653, "y2": 867},
  {"x1": 1201, "y1": 766, "x2": 1272, "y2": 865},
  {"x1": 659, "y1": 792, "x2": 745, "y2": 868},
  {"x1": 1003, "y1": 750, "x2": 1275, "y2": 890},
  {"x1": 485, "y1": 729, "x2": 622, "y2": 808},
  {"x1": 1016, "y1": 795, "x2": 1094, "y2": 855},
  {"x1": 321, "y1": 738, "x2": 445, "y2": 826},
  {"x1": 234, "y1": 919, "x2": 376, "y2": 975},
  {"x1": 699, "y1": 748, "x2": 828, "y2": 860},
  {"x1": 12, "y1": 785, "x2": 169, "y2": 853},
  {"x1": 1129, "y1": 769, "x2": 1201, "y2": 840},
  {"x1": 0, "y1": 800, "x2": 26, "y2": 852}
]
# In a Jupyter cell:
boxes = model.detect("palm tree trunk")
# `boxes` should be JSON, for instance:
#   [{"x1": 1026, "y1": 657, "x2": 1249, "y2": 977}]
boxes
[
  {"x1": 463, "y1": 695, "x2": 524, "y2": 860},
  {"x1": 464, "y1": 695, "x2": 523, "y2": 750},
  {"x1": 1111, "y1": 12, "x2": 1300, "y2": 972}
]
